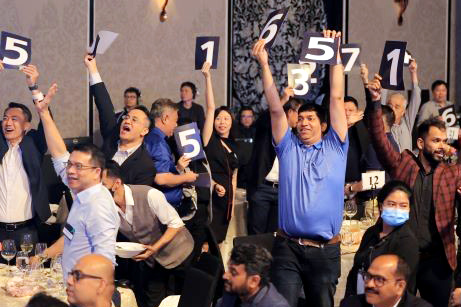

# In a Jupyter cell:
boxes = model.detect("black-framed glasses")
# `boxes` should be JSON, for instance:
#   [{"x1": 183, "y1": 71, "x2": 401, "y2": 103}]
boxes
[
  {"x1": 69, "y1": 269, "x2": 103, "y2": 282},
  {"x1": 361, "y1": 270, "x2": 402, "y2": 287},
  {"x1": 64, "y1": 161, "x2": 98, "y2": 171}
]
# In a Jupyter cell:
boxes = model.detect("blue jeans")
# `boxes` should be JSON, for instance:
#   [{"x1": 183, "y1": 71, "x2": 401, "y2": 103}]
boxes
[
  {"x1": 271, "y1": 236, "x2": 341, "y2": 307},
  {"x1": 247, "y1": 183, "x2": 279, "y2": 234}
]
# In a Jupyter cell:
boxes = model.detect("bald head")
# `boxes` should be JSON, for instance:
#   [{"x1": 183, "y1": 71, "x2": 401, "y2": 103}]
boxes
[{"x1": 76, "y1": 254, "x2": 114, "y2": 281}]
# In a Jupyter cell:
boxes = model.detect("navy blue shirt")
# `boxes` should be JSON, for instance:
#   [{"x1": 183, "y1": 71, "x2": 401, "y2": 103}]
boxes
[
  {"x1": 275, "y1": 128, "x2": 348, "y2": 240},
  {"x1": 144, "y1": 127, "x2": 182, "y2": 207}
]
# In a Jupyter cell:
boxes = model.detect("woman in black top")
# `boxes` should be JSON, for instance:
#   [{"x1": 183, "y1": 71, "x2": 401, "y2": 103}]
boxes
[
  {"x1": 201, "y1": 62, "x2": 239, "y2": 243},
  {"x1": 345, "y1": 180, "x2": 419, "y2": 297}
]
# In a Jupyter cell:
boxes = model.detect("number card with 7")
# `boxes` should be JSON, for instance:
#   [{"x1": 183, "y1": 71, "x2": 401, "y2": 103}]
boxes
[
  {"x1": 340, "y1": 43, "x2": 361, "y2": 73},
  {"x1": 378, "y1": 41, "x2": 407, "y2": 90},
  {"x1": 195, "y1": 36, "x2": 219, "y2": 70},
  {"x1": 0, "y1": 31, "x2": 31, "y2": 69},
  {"x1": 299, "y1": 32, "x2": 339, "y2": 65},
  {"x1": 174, "y1": 123, "x2": 205, "y2": 161},
  {"x1": 259, "y1": 7, "x2": 289, "y2": 50}
]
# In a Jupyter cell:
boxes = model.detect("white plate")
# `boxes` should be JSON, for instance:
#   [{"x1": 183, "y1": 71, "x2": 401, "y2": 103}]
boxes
[{"x1": 115, "y1": 242, "x2": 146, "y2": 258}]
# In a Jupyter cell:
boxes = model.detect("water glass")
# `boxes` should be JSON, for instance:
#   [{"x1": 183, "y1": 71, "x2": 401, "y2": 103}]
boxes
[{"x1": 16, "y1": 251, "x2": 29, "y2": 272}]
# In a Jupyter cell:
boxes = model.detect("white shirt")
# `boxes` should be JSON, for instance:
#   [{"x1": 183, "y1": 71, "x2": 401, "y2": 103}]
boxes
[
  {"x1": 112, "y1": 142, "x2": 142, "y2": 166},
  {"x1": 0, "y1": 143, "x2": 33, "y2": 223},
  {"x1": 119, "y1": 185, "x2": 184, "y2": 229},
  {"x1": 52, "y1": 152, "x2": 120, "y2": 279},
  {"x1": 265, "y1": 157, "x2": 279, "y2": 183},
  {"x1": 373, "y1": 298, "x2": 401, "y2": 307}
]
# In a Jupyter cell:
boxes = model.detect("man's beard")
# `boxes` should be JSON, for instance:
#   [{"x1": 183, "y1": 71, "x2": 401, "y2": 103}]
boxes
[{"x1": 422, "y1": 148, "x2": 442, "y2": 167}]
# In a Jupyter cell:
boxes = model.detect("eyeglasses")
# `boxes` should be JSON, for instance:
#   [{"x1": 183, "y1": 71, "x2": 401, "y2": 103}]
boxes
[
  {"x1": 64, "y1": 161, "x2": 98, "y2": 171},
  {"x1": 121, "y1": 114, "x2": 141, "y2": 124},
  {"x1": 69, "y1": 269, "x2": 103, "y2": 282},
  {"x1": 361, "y1": 270, "x2": 402, "y2": 287}
]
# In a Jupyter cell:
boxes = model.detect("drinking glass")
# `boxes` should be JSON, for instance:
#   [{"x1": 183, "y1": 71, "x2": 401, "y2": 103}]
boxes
[
  {"x1": 2, "y1": 240, "x2": 17, "y2": 275},
  {"x1": 343, "y1": 200, "x2": 358, "y2": 246},
  {"x1": 16, "y1": 251, "x2": 29, "y2": 273},
  {"x1": 20, "y1": 233, "x2": 33, "y2": 256},
  {"x1": 34, "y1": 243, "x2": 47, "y2": 270}
]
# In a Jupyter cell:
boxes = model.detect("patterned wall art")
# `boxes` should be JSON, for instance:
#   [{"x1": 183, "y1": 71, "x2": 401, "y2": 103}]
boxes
[{"x1": 231, "y1": 0, "x2": 327, "y2": 113}]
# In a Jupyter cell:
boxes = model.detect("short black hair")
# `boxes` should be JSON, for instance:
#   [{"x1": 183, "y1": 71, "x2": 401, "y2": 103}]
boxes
[
  {"x1": 181, "y1": 81, "x2": 197, "y2": 99},
  {"x1": 72, "y1": 143, "x2": 106, "y2": 169},
  {"x1": 26, "y1": 292, "x2": 68, "y2": 307},
  {"x1": 431, "y1": 80, "x2": 448, "y2": 92},
  {"x1": 381, "y1": 105, "x2": 395, "y2": 128},
  {"x1": 214, "y1": 106, "x2": 234, "y2": 121},
  {"x1": 130, "y1": 105, "x2": 153, "y2": 131},
  {"x1": 344, "y1": 96, "x2": 358, "y2": 108},
  {"x1": 105, "y1": 160, "x2": 124, "y2": 183},
  {"x1": 297, "y1": 102, "x2": 327, "y2": 124},
  {"x1": 282, "y1": 98, "x2": 303, "y2": 115},
  {"x1": 4, "y1": 102, "x2": 32, "y2": 122},
  {"x1": 417, "y1": 117, "x2": 446, "y2": 139},
  {"x1": 230, "y1": 244, "x2": 272, "y2": 287},
  {"x1": 124, "y1": 87, "x2": 141, "y2": 99},
  {"x1": 239, "y1": 106, "x2": 254, "y2": 117},
  {"x1": 377, "y1": 180, "x2": 412, "y2": 205}
]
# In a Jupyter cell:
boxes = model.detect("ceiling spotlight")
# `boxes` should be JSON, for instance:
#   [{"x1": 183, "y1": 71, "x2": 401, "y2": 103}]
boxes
[{"x1": 160, "y1": 0, "x2": 169, "y2": 22}]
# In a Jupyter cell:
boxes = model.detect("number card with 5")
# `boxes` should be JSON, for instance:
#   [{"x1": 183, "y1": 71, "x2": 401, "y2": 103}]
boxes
[
  {"x1": 195, "y1": 36, "x2": 219, "y2": 70},
  {"x1": 439, "y1": 105, "x2": 457, "y2": 127},
  {"x1": 378, "y1": 41, "x2": 407, "y2": 90},
  {"x1": 0, "y1": 31, "x2": 31, "y2": 69},
  {"x1": 259, "y1": 7, "x2": 289, "y2": 50},
  {"x1": 361, "y1": 171, "x2": 385, "y2": 191},
  {"x1": 174, "y1": 123, "x2": 205, "y2": 161},
  {"x1": 299, "y1": 32, "x2": 339, "y2": 65}
]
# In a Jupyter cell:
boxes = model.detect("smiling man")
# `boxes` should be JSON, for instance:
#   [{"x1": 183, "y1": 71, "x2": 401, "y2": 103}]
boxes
[{"x1": 252, "y1": 30, "x2": 348, "y2": 307}]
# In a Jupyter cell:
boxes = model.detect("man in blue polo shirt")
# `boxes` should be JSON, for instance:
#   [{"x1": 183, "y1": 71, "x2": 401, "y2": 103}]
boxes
[{"x1": 252, "y1": 30, "x2": 348, "y2": 307}]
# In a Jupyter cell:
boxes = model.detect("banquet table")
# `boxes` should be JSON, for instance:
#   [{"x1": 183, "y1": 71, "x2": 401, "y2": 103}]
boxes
[{"x1": 0, "y1": 265, "x2": 137, "y2": 307}]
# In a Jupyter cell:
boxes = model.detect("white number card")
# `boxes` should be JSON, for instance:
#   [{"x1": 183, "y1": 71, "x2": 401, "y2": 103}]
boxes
[
  {"x1": 287, "y1": 63, "x2": 316, "y2": 98},
  {"x1": 362, "y1": 171, "x2": 385, "y2": 191},
  {"x1": 0, "y1": 31, "x2": 31, "y2": 69},
  {"x1": 378, "y1": 41, "x2": 407, "y2": 90},
  {"x1": 259, "y1": 7, "x2": 289, "y2": 50},
  {"x1": 446, "y1": 127, "x2": 459, "y2": 143},
  {"x1": 195, "y1": 36, "x2": 219, "y2": 70},
  {"x1": 87, "y1": 30, "x2": 119, "y2": 56}
]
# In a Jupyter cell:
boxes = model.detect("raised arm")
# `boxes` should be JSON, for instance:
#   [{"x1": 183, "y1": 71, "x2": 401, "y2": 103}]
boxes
[
  {"x1": 252, "y1": 40, "x2": 287, "y2": 145},
  {"x1": 34, "y1": 83, "x2": 67, "y2": 158},
  {"x1": 404, "y1": 59, "x2": 421, "y2": 132},
  {"x1": 201, "y1": 62, "x2": 215, "y2": 146},
  {"x1": 327, "y1": 30, "x2": 347, "y2": 141}
]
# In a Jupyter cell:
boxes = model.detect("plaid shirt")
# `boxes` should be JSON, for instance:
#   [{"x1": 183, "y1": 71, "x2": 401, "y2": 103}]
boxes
[{"x1": 367, "y1": 99, "x2": 461, "y2": 270}]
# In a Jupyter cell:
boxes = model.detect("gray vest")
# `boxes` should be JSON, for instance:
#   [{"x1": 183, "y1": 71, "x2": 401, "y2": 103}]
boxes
[{"x1": 118, "y1": 185, "x2": 194, "y2": 269}]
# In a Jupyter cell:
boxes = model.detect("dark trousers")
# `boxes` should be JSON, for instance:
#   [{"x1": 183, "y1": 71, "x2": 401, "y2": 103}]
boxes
[
  {"x1": 184, "y1": 201, "x2": 209, "y2": 263},
  {"x1": 247, "y1": 183, "x2": 279, "y2": 235},
  {"x1": 0, "y1": 222, "x2": 38, "y2": 263},
  {"x1": 416, "y1": 252, "x2": 453, "y2": 307},
  {"x1": 271, "y1": 236, "x2": 341, "y2": 307}
]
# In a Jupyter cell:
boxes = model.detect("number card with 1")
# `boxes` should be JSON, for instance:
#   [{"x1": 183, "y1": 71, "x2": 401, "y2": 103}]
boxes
[
  {"x1": 174, "y1": 122, "x2": 205, "y2": 161},
  {"x1": 287, "y1": 63, "x2": 315, "y2": 99},
  {"x1": 378, "y1": 41, "x2": 407, "y2": 90},
  {"x1": 0, "y1": 31, "x2": 31, "y2": 69},
  {"x1": 439, "y1": 105, "x2": 457, "y2": 127},
  {"x1": 340, "y1": 43, "x2": 361, "y2": 73},
  {"x1": 195, "y1": 36, "x2": 219, "y2": 70},
  {"x1": 361, "y1": 171, "x2": 385, "y2": 191},
  {"x1": 259, "y1": 7, "x2": 289, "y2": 50},
  {"x1": 299, "y1": 32, "x2": 339, "y2": 65}
]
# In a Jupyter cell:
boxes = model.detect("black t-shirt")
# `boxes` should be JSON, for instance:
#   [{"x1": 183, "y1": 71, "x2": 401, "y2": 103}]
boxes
[{"x1": 177, "y1": 101, "x2": 205, "y2": 131}]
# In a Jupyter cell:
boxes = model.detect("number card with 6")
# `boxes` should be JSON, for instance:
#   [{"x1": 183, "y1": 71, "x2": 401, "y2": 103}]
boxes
[
  {"x1": 299, "y1": 32, "x2": 339, "y2": 65},
  {"x1": 378, "y1": 41, "x2": 407, "y2": 90},
  {"x1": 361, "y1": 171, "x2": 385, "y2": 191},
  {"x1": 439, "y1": 105, "x2": 457, "y2": 127},
  {"x1": 0, "y1": 31, "x2": 31, "y2": 69},
  {"x1": 195, "y1": 36, "x2": 219, "y2": 70},
  {"x1": 340, "y1": 43, "x2": 361, "y2": 73},
  {"x1": 259, "y1": 7, "x2": 289, "y2": 50},
  {"x1": 174, "y1": 123, "x2": 205, "y2": 161}
]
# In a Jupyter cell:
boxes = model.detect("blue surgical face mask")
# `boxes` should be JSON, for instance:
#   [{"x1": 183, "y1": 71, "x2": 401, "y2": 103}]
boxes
[{"x1": 381, "y1": 208, "x2": 409, "y2": 227}]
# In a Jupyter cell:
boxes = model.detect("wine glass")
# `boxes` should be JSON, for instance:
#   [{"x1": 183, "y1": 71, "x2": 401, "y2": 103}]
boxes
[
  {"x1": 20, "y1": 233, "x2": 33, "y2": 256},
  {"x1": 2, "y1": 240, "x2": 17, "y2": 275},
  {"x1": 343, "y1": 200, "x2": 358, "y2": 246},
  {"x1": 16, "y1": 251, "x2": 29, "y2": 273},
  {"x1": 34, "y1": 243, "x2": 47, "y2": 271}
]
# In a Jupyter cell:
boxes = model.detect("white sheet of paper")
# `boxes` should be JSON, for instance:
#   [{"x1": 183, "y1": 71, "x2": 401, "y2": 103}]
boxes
[
  {"x1": 87, "y1": 30, "x2": 119, "y2": 55},
  {"x1": 447, "y1": 127, "x2": 459, "y2": 142},
  {"x1": 361, "y1": 171, "x2": 385, "y2": 191}
]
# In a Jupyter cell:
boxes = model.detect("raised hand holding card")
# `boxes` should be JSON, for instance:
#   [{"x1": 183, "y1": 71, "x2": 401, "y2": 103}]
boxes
[
  {"x1": 195, "y1": 36, "x2": 219, "y2": 70},
  {"x1": 403, "y1": 50, "x2": 413, "y2": 66},
  {"x1": 439, "y1": 105, "x2": 457, "y2": 127},
  {"x1": 0, "y1": 31, "x2": 31, "y2": 69},
  {"x1": 258, "y1": 7, "x2": 289, "y2": 50},
  {"x1": 378, "y1": 41, "x2": 407, "y2": 90},
  {"x1": 87, "y1": 30, "x2": 119, "y2": 56},
  {"x1": 174, "y1": 123, "x2": 205, "y2": 161},
  {"x1": 340, "y1": 43, "x2": 361, "y2": 73},
  {"x1": 299, "y1": 32, "x2": 339, "y2": 65}
]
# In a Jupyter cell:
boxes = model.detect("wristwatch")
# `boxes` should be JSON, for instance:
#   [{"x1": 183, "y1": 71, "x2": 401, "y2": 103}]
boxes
[{"x1": 28, "y1": 84, "x2": 38, "y2": 91}]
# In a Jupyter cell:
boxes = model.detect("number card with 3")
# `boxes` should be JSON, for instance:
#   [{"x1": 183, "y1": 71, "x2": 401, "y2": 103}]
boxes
[
  {"x1": 361, "y1": 171, "x2": 385, "y2": 191},
  {"x1": 378, "y1": 41, "x2": 407, "y2": 90},
  {"x1": 287, "y1": 63, "x2": 315, "y2": 99},
  {"x1": 0, "y1": 31, "x2": 31, "y2": 69},
  {"x1": 195, "y1": 36, "x2": 219, "y2": 70},
  {"x1": 174, "y1": 123, "x2": 205, "y2": 161},
  {"x1": 259, "y1": 7, "x2": 289, "y2": 50},
  {"x1": 439, "y1": 105, "x2": 457, "y2": 127},
  {"x1": 340, "y1": 43, "x2": 361, "y2": 73},
  {"x1": 300, "y1": 32, "x2": 339, "y2": 65}
]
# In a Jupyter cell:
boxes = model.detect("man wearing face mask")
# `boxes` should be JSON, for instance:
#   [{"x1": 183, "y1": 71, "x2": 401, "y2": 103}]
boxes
[{"x1": 366, "y1": 75, "x2": 461, "y2": 307}]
